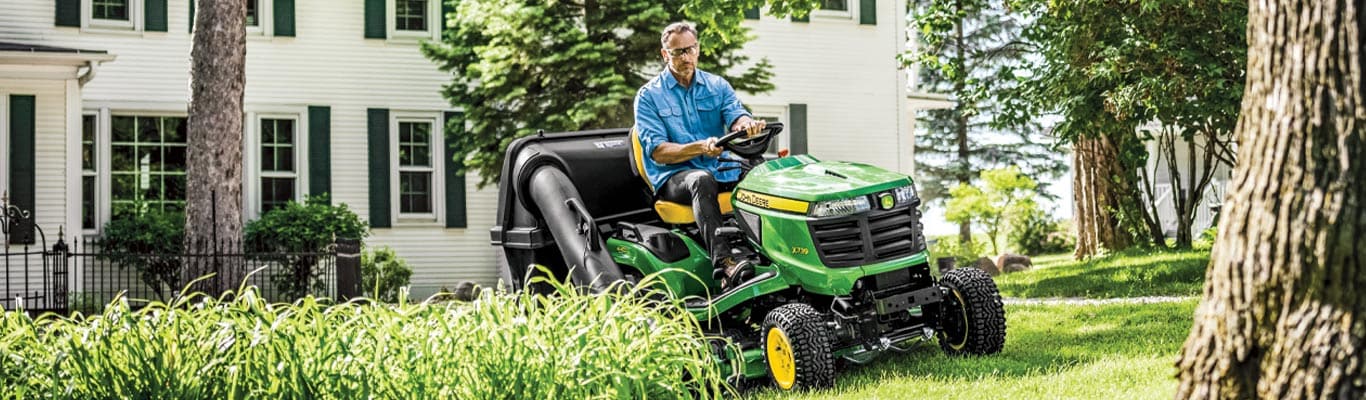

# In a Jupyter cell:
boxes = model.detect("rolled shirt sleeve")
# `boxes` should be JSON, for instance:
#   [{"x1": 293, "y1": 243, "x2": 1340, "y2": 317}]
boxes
[
  {"x1": 633, "y1": 88, "x2": 668, "y2": 170},
  {"x1": 718, "y1": 79, "x2": 751, "y2": 129}
]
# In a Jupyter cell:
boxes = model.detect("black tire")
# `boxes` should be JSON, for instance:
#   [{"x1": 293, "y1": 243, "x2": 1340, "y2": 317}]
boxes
[
  {"x1": 761, "y1": 303, "x2": 835, "y2": 391},
  {"x1": 937, "y1": 267, "x2": 1007, "y2": 356}
]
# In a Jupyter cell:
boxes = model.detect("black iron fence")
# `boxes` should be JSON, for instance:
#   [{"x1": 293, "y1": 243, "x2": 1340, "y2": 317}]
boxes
[{"x1": 3, "y1": 232, "x2": 362, "y2": 316}]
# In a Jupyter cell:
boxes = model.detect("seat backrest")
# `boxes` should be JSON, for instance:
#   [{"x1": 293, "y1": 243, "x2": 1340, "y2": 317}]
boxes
[{"x1": 629, "y1": 127, "x2": 656, "y2": 193}]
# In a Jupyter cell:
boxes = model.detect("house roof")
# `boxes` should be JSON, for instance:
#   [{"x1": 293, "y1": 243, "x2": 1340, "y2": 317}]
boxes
[{"x1": 0, "y1": 41, "x2": 116, "y2": 69}]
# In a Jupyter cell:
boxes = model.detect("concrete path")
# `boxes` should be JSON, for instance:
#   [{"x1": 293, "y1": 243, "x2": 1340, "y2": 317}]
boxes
[{"x1": 1002, "y1": 295, "x2": 1198, "y2": 306}]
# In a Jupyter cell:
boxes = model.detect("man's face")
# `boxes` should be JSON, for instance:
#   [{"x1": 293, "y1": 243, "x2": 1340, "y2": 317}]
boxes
[{"x1": 661, "y1": 31, "x2": 699, "y2": 78}]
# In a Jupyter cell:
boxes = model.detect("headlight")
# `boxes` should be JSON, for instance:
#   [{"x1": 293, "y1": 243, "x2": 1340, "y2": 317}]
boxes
[
  {"x1": 893, "y1": 185, "x2": 920, "y2": 207},
  {"x1": 808, "y1": 196, "x2": 871, "y2": 218}
]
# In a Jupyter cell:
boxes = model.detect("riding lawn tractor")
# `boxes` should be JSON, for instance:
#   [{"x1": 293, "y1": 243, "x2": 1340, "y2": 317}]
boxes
[{"x1": 490, "y1": 123, "x2": 1006, "y2": 391}]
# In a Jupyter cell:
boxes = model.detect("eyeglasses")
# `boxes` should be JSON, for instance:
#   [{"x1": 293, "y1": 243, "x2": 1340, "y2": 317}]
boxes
[{"x1": 665, "y1": 44, "x2": 699, "y2": 57}]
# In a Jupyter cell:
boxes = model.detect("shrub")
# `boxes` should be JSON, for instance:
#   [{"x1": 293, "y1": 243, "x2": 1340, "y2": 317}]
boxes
[
  {"x1": 929, "y1": 235, "x2": 989, "y2": 268},
  {"x1": 98, "y1": 207, "x2": 185, "y2": 301},
  {"x1": 1010, "y1": 210, "x2": 1075, "y2": 255},
  {"x1": 244, "y1": 195, "x2": 368, "y2": 298},
  {"x1": 361, "y1": 246, "x2": 412, "y2": 302}
]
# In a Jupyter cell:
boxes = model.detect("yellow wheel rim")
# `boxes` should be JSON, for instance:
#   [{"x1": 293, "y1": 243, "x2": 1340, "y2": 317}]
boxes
[
  {"x1": 766, "y1": 327, "x2": 797, "y2": 390},
  {"x1": 949, "y1": 288, "x2": 970, "y2": 350}
]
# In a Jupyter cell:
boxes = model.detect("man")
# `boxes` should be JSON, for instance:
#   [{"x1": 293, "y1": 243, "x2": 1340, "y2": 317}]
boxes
[{"x1": 633, "y1": 22, "x2": 766, "y2": 288}]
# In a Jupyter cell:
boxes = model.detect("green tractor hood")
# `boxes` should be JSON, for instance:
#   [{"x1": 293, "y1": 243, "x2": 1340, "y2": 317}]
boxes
[{"x1": 737, "y1": 155, "x2": 913, "y2": 202}]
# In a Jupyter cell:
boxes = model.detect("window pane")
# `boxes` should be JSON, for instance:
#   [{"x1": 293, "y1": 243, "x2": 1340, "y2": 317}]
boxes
[
  {"x1": 276, "y1": 120, "x2": 294, "y2": 144},
  {"x1": 112, "y1": 116, "x2": 134, "y2": 142},
  {"x1": 82, "y1": 115, "x2": 97, "y2": 171},
  {"x1": 138, "y1": 147, "x2": 162, "y2": 172},
  {"x1": 399, "y1": 172, "x2": 432, "y2": 213},
  {"x1": 164, "y1": 146, "x2": 186, "y2": 172},
  {"x1": 93, "y1": 0, "x2": 129, "y2": 21},
  {"x1": 82, "y1": 176, "x2": 96, "y2": 230},
  {"x1": 821, "y1": 0, "x2": 848, "y2": 11},
  {"x1": 278, "y1": 147, "x2": 294, "y2": 171},
  {"x1": 163, "y1": 118, "x2": 186, "y2": 143},
  {"x1": 164, "y1": 175, "x2": 185, "y2": 201},
  {"x1": 111, "y1": 145, "x2": 135, "y2": 171},
  {"x1": 396, "y1": 0, "x2": 427, "y2": 31},
  {"x1": 261, "y1": 177, "x2": 295, "y2": 213},
  {"x1": 399, "y1": 122, "x2": 431, "y2": 167},
  {"x1": 138, "y1": 117, "x2": 160, "y2": 143},
  {"x1": 246, "y1": 0, "x2": 260, "y2": 26},
  {"x1": 262, "y1": 119, "x2": 276, "y2": 144}
]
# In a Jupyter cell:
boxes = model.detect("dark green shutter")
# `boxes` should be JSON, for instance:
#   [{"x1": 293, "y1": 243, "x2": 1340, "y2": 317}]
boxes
[
  {"x1": 8, "y1": 95, "x2": 36, "y2": 245},
  {"x1": 274, "y1": 0, "x2": 295, "y2": 36},
  {"x1": 441, "y1": 0, "x2": 455, "y2": 30},
  {"x1": 364, "y1": 0, "x2": 386, "y2": 38},
  {"x1": 792, "y1": 12, "x2": 809, "y2": 23},
  {"x1": 367, "y1": 108, "x2": 391, "y2": 228},
  {"x1": 188, "y1": 0, "x2": 195, "y2": 33},
  {"x1": 789, "y1": 104, "x2": 807, "y2": 155},
  {"x1": 308, "y1": 106, "x2": 331, "y2": 201},
  {"x1": 443, "y1": 111, "x2": 466, "y2": 228},
  {"x1": 145, "y1": 0, "x2": 167, "y2": 31},
  {"x1": 859, "y1": 0, "x2": 876, "y2": 25},
  {"x1": 54, "y1": 0, "x2": 80, "y2": 27},
  {"x1": 744, "y1": 7, "x2": 760, "y2": 20}
]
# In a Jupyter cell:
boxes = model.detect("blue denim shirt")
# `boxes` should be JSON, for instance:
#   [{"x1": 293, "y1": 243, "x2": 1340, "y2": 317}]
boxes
[{"x1": 633, "y1": 68, "x2": 751, "y2": 192}]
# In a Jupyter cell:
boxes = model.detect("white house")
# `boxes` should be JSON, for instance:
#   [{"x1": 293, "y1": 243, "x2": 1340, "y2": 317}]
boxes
[{"x1": 1, "y1": 0, "x2": 919, "y2": 299}]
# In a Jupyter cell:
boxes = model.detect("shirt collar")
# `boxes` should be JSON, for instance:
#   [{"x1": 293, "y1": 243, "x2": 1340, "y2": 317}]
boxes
[{"x1": 661, "y1": 67, "x2": 705, "y2": 89}]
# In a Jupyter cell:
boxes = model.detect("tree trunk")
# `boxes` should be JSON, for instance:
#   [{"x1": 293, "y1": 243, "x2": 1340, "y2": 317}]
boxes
[
  {"x1": 184, "y1": 0, "x2": 246, "y2": 295},
  {"x1": 953, "y1": 1, "x2": 972, "y2": 246},
  {"x1": 1071, "y1": 136, "x2": 1135, "y2": 259},
  {"x1": 1175, "y1": 0, "x2": 1366, "y2": 398}
]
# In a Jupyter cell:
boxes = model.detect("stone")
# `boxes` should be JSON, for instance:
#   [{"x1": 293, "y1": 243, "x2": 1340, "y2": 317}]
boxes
[
  {"x1": 996, "y1": 253, "x2": 1033, "y2": 274},
  {"x1": 973, "y1": 257, "x2": 1002, "y2": 276}
]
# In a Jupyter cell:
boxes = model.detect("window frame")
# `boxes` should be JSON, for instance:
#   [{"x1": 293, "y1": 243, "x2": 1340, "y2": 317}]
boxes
[
  {"x1": 105, "y1": 112, "x2": 191, "y2": 221},
  {"x1": 0, "y1": 95, "x2": 7, "y2": 208},
  {"x1": 389, "y1": 111, "x2": 444, "y2": 225},
  {"x1": 811, "y1": 0, "x2": 854, "y2": 20},
  {"x1": 84, "y1": 0, "x2": 140, "y2": 32},
  {"x1": 80, "y1": 111, "x2": 101, "y2": 235},
  {"x1": 386, "y1": 0, "x2": 440, "y2": 41},
  {"x1": 244, "y1": 109, "x2": 309, "y2": 220},
  {"x1": 244, "y1": 0, "x2": 272, "y2": 36}
]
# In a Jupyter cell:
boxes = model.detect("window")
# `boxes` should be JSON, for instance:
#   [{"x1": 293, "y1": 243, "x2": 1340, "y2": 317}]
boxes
[
  {"x1": 81, "y1": 114, "x2": 98, "y2": 231},
  {"x1": 246, "y1": 0, "x2": 260, "y2": 27},
  {"x1": 91, "y1": 0, "x2": 129, "y2": 21},
  {"x1": 395, "y1": 0, "x2": 427, "y2": 31},
  {"x1": 820, "y1": 0, "x2": 848, "y2": 11},
  {"x1": 258, "y1": 118, "x2": 298, "y2": 213},
  {"x1": 109, "y1": 115, "x2": 187, "y2": 219},
  {"x1": 811, "y1": 0, "x2": 853, "y2": 19},
  {"x1": 87, "y1": 0, "x2": 137, "y2": 30},
  {"x1": 397, "y1": 120, "x2": 434, "y2": 214}
]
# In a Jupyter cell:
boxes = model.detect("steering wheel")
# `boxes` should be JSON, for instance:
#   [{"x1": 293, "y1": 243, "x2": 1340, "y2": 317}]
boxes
[{"x1": 716, "y1": 122, "x2": 784, "y2": 159}]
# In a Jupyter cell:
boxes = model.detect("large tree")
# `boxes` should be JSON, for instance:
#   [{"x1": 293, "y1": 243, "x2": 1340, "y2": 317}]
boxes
[
  {"x1": 909, "y1": 0, "x2": 1065, "y2": 245},
  {"x1": 1008, "y1": 0, "x2": 1245, "y2": 255},
  {"x1": 422, "y1": 0, "x2": 823, "y2": 187},
  {"x1": 184, "y1": 0, "x2": 246, "y2": 294},
  {"x1": 1175, "y1": 0, "x2": 1365, "y2": 397}
]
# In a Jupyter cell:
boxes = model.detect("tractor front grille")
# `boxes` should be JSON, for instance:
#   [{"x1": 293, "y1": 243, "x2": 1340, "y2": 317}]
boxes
[{"x1": 809, "y1": 206, "x2": 924, "y2": 268}]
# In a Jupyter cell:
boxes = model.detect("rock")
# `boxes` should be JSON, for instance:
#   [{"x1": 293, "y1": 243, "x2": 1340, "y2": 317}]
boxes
[
  {"x1": 973, "y1": 257, "x2": 1001, "y2": 276},
  {"x1": 996, "y1": 253, "x2": 1033, "y2": 274},
  {"x1": 936, "y1": 257, "x2": 957, "y2": 274},
  {"x1": 453, "y1": 280, "x2": 481, "y2": 302}
]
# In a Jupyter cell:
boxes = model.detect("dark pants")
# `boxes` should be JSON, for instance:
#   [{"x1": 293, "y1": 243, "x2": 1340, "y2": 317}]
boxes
[{"x1": 658, "y1": 169, "x2": 737, "y2": 261}]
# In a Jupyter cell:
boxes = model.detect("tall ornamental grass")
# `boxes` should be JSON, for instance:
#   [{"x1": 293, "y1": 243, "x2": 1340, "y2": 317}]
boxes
[{"x1": 0, "y1": 277, "x2": 725, "y2": 399}]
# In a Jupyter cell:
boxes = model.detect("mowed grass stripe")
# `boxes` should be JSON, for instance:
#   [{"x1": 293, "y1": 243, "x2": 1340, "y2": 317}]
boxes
[
  {"x1": 995, "y1": 249, "x2": 1210, "y2": 299},
  {"x1": 745, "y1": 299, "x2": 1198, "y2": 400}
]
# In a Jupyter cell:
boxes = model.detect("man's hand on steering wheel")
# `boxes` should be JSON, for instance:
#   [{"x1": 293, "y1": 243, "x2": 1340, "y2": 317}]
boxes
[{"x1": 730, "y1": 116, "x2": 767, "y2": 138}]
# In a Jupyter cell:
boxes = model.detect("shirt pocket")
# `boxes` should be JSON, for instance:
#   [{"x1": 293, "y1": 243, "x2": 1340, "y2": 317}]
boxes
[{"x1": 696, "y1": 94, "x2": 721, "y2": 129}]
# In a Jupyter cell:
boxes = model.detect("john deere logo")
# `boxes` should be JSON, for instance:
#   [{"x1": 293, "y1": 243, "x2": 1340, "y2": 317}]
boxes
[{"x1": 878, "y1": 193, "x2": 895, "y2": 210}]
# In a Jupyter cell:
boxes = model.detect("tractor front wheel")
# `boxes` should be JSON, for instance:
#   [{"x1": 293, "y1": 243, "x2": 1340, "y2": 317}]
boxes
[
  {"x1": 937, "y1": 267, "x2": 1007, "y2": 356},
  {"x1": 762, "y1": 303, "x2": 835, "y2": 391}
]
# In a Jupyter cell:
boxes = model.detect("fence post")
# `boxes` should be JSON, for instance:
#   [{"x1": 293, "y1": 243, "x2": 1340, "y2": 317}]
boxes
[
  {"x1": 335, "y1": 238, "x2": 361, "y2": 300},
  {"x1": 50, "y1": 227, "x2": 69, "y2": 313}
]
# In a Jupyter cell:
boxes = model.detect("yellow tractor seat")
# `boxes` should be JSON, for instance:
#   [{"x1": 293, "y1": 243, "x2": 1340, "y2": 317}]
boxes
[{"x1": 630, "y1": 127, "x2": 734, "y2": 225}]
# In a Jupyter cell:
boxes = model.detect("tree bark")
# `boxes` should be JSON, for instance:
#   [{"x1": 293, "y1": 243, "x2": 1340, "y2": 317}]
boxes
[
  {"x1": 954, "y1": 0, "x2": 972, "y2": 246},
  {"x1": 185, "y1": 0, "x2": 246, "y2": 295},
  {"x1": 1071, "y1": 136, "x2": 1136, "y2": 258},
  {"x1": 1175, "y1": 0, "x2": 1366, "y2": 398}
]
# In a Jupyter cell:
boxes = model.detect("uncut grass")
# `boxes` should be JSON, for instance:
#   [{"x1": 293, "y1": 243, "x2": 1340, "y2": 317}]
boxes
[
  {"x1": 745, "y1": 299, "x2": 1197, "y2": 400},
  {"x1": 0, "y1": 276, "x2": 726, "y2": 399},
  {"x1": 994, "y1": 249, "x2": 1210, "y2": 299}
]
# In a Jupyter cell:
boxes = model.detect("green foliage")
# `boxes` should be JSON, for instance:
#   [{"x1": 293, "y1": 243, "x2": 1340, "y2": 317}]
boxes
[
  {"x1": 928, "y1": 234, "x2": 990, "y2": 268},
  {"x1": 944, "y1": 167, "x2": 1040, "y2": 254},
  {"x1": 906, "y1": 0, "x2": 1066, "y2": 204},
  {"x1": 748, "y1": 299, "x2": 1199, "y2": 399},
  {"x1": 994, "y1": 248, "x2": 1210, "y2": 299},
  {"x1": 422, "y1": 0, "x2": 822, "y2": 187},
  {"x1": 98, "y1": 207, "x2": 185, "y2": 301},
  {"x1": 0, "y1": 277, "x2": 726, "y2": 398},
  {"x1": 361, "y1": 246, "x2": 412, "y2": 303},
  {"x1": 1010, "y1": 209, "x2": 1075, "y2": 255},
  {"x1": 244, "y1": 195, "x2": 369, "y2": 298},
  {"x1": 1193, "y1": 226, "x2": 1218, "y2": 250}
]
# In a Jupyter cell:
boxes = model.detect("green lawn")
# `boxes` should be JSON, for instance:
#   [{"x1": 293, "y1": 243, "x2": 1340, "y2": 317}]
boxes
[
  {"x1": 744, "y1": 299, "x2": 1198, "y2": 400},
  {"x1": 993, "y1": 249, "x2": 1210, "y2": 299}
]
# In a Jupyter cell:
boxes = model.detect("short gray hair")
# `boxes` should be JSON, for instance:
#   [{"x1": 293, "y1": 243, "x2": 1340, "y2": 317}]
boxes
[{"x1": 660, "y1": 22, "x2": 696, "y2": 47}]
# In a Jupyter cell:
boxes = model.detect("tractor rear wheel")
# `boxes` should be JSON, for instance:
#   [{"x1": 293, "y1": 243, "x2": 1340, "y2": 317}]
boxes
[
  {"x1": 762, "y1": 303, "x2": 835, "y2": 391},
  {"x1": 937, "y1": 267, "x2": 1007, "y2": 356}
]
